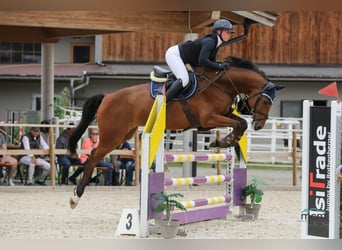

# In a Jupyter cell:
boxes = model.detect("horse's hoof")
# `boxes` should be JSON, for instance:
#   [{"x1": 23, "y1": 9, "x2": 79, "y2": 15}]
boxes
[{"x1": 70, "y1": 196, "x2": 79, "y2": 209}]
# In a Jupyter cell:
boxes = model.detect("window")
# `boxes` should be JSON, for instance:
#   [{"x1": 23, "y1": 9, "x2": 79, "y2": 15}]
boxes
[
  {"x1": 71, "y1": 43, "x2": 92, "y2": 63},
  {"x1": 281, "y1": 101, "x2": 302, "y2": 118},
  {"x1": 281, "y1": 100, "x2": 328, "y2": 118},
  {"x1": 32, "y1": 94, "x2": 58, "y2": 111},
  {"x1": 0, "y1": 42, "x2": 41, "y2": 64}
]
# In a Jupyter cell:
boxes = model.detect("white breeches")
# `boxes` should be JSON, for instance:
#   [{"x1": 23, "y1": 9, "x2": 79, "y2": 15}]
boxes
[
  {"x1": 20, "y1": 156, "x2": 50, "y2": 183},
  {"x1": 165, "y1": 45, "x2": 189, "y2": 87}
]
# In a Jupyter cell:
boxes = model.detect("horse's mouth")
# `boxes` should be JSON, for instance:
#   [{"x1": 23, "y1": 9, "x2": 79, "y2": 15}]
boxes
[{"x1": 252, "y1": 120, "x2": 263, "y2": 130}]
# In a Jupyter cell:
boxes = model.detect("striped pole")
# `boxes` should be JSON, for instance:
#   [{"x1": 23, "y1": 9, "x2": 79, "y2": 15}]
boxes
[
  {"x1": 180, "y1": 195, "x2": 232, "y2": 209},
  {"x1": 164, "y1": 174, "x2": 231, "y2": 186},
  {"x1": 165, "y1": 153, "x2": 232, "y2": 163}
]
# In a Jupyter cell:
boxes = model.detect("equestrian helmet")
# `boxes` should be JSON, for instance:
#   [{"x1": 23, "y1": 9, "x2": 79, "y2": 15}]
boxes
[{"x1": 212, "y1": 19, "x2": 234, "y2": 33}]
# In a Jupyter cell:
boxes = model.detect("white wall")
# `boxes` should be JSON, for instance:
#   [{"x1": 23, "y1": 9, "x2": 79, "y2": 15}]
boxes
[{"x1": 54, "y1": 36, "x2": 95, "y2": 63}]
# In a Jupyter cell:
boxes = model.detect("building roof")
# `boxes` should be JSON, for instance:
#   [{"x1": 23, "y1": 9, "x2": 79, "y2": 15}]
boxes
[
  {"x1": 0, "y1": 11, "x2": 278, "y2": 43},
  {"x1": 0, "y1": 63, "x2": 341, "y2": 82}
]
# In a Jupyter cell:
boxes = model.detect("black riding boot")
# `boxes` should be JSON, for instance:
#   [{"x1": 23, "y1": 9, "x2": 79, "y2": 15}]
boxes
[{"x1": 166, "y1": 79, "x2": 183, "y2": 104}]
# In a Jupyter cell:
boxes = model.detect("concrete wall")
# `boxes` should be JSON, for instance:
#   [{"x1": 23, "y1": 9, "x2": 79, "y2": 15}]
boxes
[{"x1": 0, "y1": 77, "x2": 146, "y2": 122}]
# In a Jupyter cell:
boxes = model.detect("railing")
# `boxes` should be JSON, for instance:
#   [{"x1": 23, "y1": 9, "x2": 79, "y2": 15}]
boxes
[
  {"x1": 160, "y1": 117, "x2": 302, "y2": 167},
  {"x1": 1, "y1": 116, "x2": 303, "y2": 186},
  {"x1": 0, "y1": 123, "x2": 138, "y2": 186}
]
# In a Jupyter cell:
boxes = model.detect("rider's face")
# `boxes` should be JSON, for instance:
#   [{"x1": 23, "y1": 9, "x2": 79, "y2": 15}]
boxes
[{"x1": 220, "y1": 30, "x2": 232, "y2": 42}]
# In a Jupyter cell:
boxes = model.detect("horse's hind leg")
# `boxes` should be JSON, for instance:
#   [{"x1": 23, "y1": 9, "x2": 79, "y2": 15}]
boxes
[{"x1": 70, "y1": 145, "x2": 113, "y2": 209}]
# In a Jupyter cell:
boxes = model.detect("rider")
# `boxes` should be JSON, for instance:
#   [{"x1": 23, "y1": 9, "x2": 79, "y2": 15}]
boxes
[{"x1": 165, "y1": 19, "x2": 234, "y2": 104}]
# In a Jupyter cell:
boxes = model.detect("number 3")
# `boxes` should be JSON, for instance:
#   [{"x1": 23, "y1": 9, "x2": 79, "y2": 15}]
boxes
[{"x1": 125, "y1": 213, "x2": 133, "y2": 230}]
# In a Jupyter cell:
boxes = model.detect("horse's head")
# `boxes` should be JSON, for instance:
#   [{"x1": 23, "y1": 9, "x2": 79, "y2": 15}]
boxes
[
  {"x1": 248, "y1": 82, "x2": 285, "y2": 130},
  {"x1": 224, "y1": 57, "x2": 285, "y2": 130}
]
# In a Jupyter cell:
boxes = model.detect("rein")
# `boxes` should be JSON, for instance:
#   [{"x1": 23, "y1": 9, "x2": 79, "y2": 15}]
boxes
[
  {"x1": 195, "y1": 69, "x2": 230, "y2": 96},
  {"x1": 196, "y1": 67, "x2": 270, "y2": 123}
]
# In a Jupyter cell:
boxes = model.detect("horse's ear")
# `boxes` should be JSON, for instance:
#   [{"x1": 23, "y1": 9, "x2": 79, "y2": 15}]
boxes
[{"x1": 276, "y1": 85, "x2": 285, "y2": 91}]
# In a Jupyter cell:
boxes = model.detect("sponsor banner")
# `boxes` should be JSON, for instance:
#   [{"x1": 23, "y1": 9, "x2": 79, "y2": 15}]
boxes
[{"x1": 307, "y1": 106, "x2": 331, "y2": 237}]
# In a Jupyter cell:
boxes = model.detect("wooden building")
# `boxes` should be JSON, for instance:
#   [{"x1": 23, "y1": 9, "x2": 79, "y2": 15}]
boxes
[
  {"x1": 101, "y1": 11, "x2": 342, "y2": 65},
  {"x1": 0, "y1": 11, "x2": 341, "y2": 122}
]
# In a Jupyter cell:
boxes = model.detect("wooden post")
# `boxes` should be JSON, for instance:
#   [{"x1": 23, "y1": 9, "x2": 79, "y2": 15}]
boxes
[{"x1": 292, "y1": 130, "x2": 297, "y2": 186}]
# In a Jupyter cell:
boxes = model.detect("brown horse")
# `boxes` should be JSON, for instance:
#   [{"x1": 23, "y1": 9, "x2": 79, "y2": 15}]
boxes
[{"x1": 68, "y1": 56, "x2": 284, "y2": 208}]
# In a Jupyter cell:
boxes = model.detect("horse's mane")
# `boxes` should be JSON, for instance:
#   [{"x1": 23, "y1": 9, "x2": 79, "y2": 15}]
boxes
[{"x1": 224, "y1": 56, "x2": 269, "y2": 80}]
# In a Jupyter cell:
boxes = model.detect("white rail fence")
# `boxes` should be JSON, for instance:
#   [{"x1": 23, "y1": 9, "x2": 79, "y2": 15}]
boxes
[
  {"x1": 1, "y1": 116, "x2": 302, "y2": 167},
  {"x1": 158, "y1": 117, "x2": 302, "y2": 167}
]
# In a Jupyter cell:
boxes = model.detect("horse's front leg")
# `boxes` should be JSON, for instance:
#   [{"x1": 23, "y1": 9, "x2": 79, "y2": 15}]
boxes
[
  {"x1": 205, "y1": 113, "x2": 247, "y2": 148},
  {"x1": 70, "y1": 158, "x2": 96, "y2": 209}
]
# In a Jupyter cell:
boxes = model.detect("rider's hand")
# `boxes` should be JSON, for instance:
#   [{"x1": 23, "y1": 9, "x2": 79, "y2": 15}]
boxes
[{"x1": 219, "y1": 63, "x2": 228, "y2": 70}]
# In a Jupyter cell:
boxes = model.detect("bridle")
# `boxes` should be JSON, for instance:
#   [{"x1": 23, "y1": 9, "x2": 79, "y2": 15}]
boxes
[
  {"x1": 245, "y1": 91, "x2": 272, "y2": 123},
  {"x1": 196, "y1": 68, "x2": 274, "y2": 124}
]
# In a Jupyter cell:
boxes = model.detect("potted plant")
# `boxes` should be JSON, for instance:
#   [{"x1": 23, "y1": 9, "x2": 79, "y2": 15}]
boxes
[
  {"x1": 152, "y1": 191, "x2": 187, "y2": 239},
  {"x1": 241, "y1": 177, "x2": 269, "y2": 220}
]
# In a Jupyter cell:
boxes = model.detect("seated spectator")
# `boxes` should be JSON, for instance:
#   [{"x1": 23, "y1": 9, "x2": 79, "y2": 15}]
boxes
[
  {"x1": 20, "y1": 127, "x2": 50, "y2": 186},
  {"x1": 40, "y1": 120, "x2": 50, "y2": 146},
  {"x1": 0, "y1": 133, "x2": 18, "y2": 186},
  {"x1": 80, "y1": 128, "x2": 113, "y2": 186},
  {"x1": 56, "y1": 124, "x2": 83, "y2": 185},
  {"x1": 117, "y1": 141, "x2": 135, "y2": 186}
]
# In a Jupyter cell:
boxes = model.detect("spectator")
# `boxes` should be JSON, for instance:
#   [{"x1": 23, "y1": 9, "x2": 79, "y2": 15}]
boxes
[
  {"x1": 117, "y1": 141, "x2": 135, "y2": 186},
  {"x1": 40, "y1": 120, "x2": 50, "y2": 146},
  {"x1": 0, "y1": 133, "x2": 18, "y2": 186},
  {"x1": 20, "y1": 127, "x2": 50, "y2": 186},
  {"x1": 80, "y1": 128, "x2": 113, "y2": 186},
  {"x1": 55, "y1": 124, "x2": 83, "y2": 185}
]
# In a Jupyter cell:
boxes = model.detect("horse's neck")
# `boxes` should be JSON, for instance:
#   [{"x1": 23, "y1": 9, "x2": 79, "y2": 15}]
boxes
[
  {"x1": 226, "y1": 67, "x2": 265, "y2": 92},
  {"x1": 196, "y1": 67, "x2": 265, "y2": 94}
]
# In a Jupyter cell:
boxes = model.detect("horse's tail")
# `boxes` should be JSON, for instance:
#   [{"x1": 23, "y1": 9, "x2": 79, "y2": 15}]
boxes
[{"x1": 68, "y1": 94, "x2": 105, "y2": 154}]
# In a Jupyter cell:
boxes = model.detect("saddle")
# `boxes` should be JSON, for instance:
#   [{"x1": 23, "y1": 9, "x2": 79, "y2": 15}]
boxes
[{"x1": 149, "y1": 65, "x2": 197, "y2": 100}]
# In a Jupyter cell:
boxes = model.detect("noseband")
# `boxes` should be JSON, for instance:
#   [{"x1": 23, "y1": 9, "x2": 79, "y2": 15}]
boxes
[
  {"x1": 235, "y1": 82, "x2": 276, "y2": 123},
  {"x1": 250, "y1": 93, "x2": 271, "y2": 123}
]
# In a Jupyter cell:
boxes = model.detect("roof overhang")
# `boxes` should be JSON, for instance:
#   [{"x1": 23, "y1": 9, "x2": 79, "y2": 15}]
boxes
[{"x1": 0, "y1": 11, "x2": 278, "y2": 43}]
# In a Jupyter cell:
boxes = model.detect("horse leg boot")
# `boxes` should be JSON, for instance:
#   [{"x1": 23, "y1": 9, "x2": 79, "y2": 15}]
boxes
[{"x1": 166, "y1": 79, "x2": 183, "y2": 105}]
